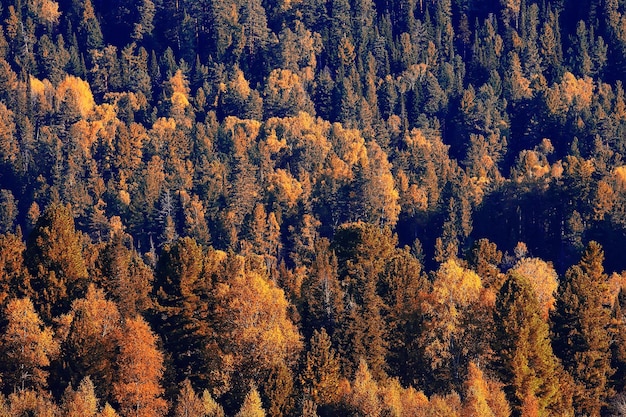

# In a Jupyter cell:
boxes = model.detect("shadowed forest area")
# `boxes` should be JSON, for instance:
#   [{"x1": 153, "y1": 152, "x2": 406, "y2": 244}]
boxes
[{"x1": 1, "y1": 0, "x2": 626, "y2": 415}]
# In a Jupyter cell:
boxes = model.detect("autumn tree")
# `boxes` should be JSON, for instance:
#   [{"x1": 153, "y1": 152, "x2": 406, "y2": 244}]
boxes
[
  {"x1": 332, "y1": 223, "x2": 394, "y2": 380},
  {"x1": 215, "y1": 254, "x2": 302, "y2": 398},
  {"x1": 25, "y1": 203, "x2": 89, "y2": 320},
  {"x1": 113, "y1": 316, "x2": 168, "y2": 417},
  {"x1": 0, "y1": 297, "x2": 60, "y2": 392},
  {"x1": 299, "y1": 328, "x2": 341, "y2": 411},
  {"x1": 510, "y1": 257, "x2": 558, "y2": 320},
  {"x1": 235, "y1": 387, "x2": 266, "y2": 417},
  {"x1": 174, "y1": 379, "x2": 205, "y2": 417},
  {"x1": 419, "y1": 258, "x2": 485, "y2": 392},
  {"x1": 64, "y1": 284, "x2": 122, "y2": 402},
  {"x1": 95, "y1": 231, "x2": 153, "y2": 318},
  {"x1": 345, "y1": 359, "x2": 383, "y2": 417},
  {"x1": 62, "y1": 377, "x2": 99, "y2": 417},
  {"x1": 552, "y1": 241, "x2": 614, "y2": 416},
  {"x1": 462, "y1": 362, "x2": 510, "y2": 417},
  {"x1": 0, "y1": 231, "x2": 32, "y2": 305}
]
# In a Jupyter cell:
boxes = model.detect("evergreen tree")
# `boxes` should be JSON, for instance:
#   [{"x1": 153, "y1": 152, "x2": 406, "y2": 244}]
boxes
[
  {"x1": 493, "y1": 272, "x2": 573, "y2": 416},
  {"x1": 552, "y1": 242, "x2": 614, "y2": 417}
]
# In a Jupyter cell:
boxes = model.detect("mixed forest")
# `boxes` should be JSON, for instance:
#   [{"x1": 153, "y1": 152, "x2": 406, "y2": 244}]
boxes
[{"x1": 2, "y1": 0, "x2": 626, "y2": 415}]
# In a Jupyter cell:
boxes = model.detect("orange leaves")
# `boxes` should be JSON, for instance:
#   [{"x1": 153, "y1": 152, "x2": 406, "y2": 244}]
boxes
[{"x1": 113, "y1": 316, "x2": 167, "y2": 417}]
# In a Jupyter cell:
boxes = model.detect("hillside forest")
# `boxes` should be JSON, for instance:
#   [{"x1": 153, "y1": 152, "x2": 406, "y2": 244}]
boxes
[{"x1": 2, "y1": 0, "x2": 626, "y2": 415}]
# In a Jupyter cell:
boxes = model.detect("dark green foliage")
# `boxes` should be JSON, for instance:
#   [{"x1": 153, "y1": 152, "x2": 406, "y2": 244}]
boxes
[
  {"x1": 493, "y1": 272, "x2": 573, "y2": 416},
  {"x1": 552, "y1": 242, "x2": 614, "y2": 416}
]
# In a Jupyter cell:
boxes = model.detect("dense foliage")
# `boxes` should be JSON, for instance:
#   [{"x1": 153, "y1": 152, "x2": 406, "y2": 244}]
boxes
[{"x1": 1, "y1": 0, "x2": 626, "y2": 415}]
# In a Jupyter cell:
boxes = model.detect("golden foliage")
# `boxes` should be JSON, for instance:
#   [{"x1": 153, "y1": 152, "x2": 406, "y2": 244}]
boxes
[
  {"x1": 267, "y1": 169, "x2": 303, "y2": 209},
  {"x1": 235, "y1": 387, "x2": 265, "y2": 417},
  {"x1": 32, "y1": 0, "x2": 61, "y2": 25},
  {"x1": 1, "y1": 297, "x2": 60, "y2": 390},
  {"x1": 511, "y1": 258, "x2": 558, "y2": 320},
  {"x1": 433, "y1": 259, "x2": 483, "y2": 307},
  {"x1": 57, "y1": 75, "x2": 95, "y2": 118},
  {"x1": 614, "y1": 165, "x2": 626, "y2": 190},
  {"x1": 548, "y1": 72, "x2": 594, "y2": 115},
  {"x1": 217, "y1": 262, "x2": 302, "y2": 382},
  {"x1": 113, "y1": 316, "x2": 167, "y2": 417}
]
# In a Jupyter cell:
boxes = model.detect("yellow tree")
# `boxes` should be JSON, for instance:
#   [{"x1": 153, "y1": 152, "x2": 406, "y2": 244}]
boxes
[
  {"x1": 113, "y1": 316, "x2": 168, "y2": 417},
  {"x1": 62, "y1": 377, "x2": 99, "y2": 417},
  {"x1": 510, "y1": 257, "x2": 558, "y2": 320},
  {"x1": 97, "y1": 403, "x2": 121, "y2": 417},
  {"x1": 419, "y1": 259, "x2": 485, "y2": 391},
  {"x1": 0, "y1": 297, "x2": 60, "y2": 391},
  {"x1": 215, "y1": 254, "x2": 302, "y2": 400},
  {"x1": 202, "y1": 389, "x2": 225, "y2": 417},
  {"x1": 64, "y1": 284, "x2": 122, "y2": 402},
  {"x1": 174, "y1": 379, "x2": 205, "y2": 417},
  {"x1": 0, "y1": 231, "x2": 32, "y2": 305},
  {"x1": 346, "y1": 359, "x2": 383, "y2": 417},
  {"x1": 25, "y1": 203, "x2": 89, "y2": 320},
  {"x1": 462, "y1": 362, "x2": 510, "y2": 417},
  {"x1": 235, "y1": 387, "x2": 265, "y2": 417}
]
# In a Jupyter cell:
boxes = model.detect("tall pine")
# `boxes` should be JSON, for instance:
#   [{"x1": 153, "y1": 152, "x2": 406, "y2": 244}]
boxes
[
  {"x1": 552, "y1": 241, "x2": 614, "y2": 417},
  {"x1": 493, "y1": 272, "x2": 573, "y2": 416}
]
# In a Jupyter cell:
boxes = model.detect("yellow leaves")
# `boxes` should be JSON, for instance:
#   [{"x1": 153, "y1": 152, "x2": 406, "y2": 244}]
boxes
[
  {"x1": 30, "y1": 76, "x2": 48, "y2": 97},
  {"x1": 152, "y1": 116, "x2": 177, "y2": 133},
  {"x1": 2, "y1": 297, "x2": 60, "y2": 390},
  {"x1": 263, "y1": 129, "x2": 287, "y2": 154},
  {"x1": 223, "y1": 116, "x2": 262, "y2": 157},
  {"x1": 433, "y1": 259, "x2": 482, "y2": 307},
  {"x1": 614, "y1": 165, "x2": 626, "y2": 190},
  {"x1": 267, "y1": 169, "x2": 303, "y2": 209},
  {"x1": 118, "y1": 189, "x2": 130, "y2": 205},
  {"x1": 229, "y1": 68, "x2": 251, "y2": 99},
  {"x1": 548, "y1": 72, "x2": 594, "y2": 115},
  {"x1": 218, "y1": 265, "x2": 302, "y2": 381},
  {"x1": 266, "y1": 68, "x2": 301, "y2": 91},
  {"x1": 31, "y1": 0, "x2": 61, "y2": 25},
  {"x1": 0, "y1": 103, "x2": 18, "y2": 164},
  {"x1": 57, "y1": 75, "x2": 95, "y2": 118},
  {"x1": 235, "y1": 387, "x2": 265, "y2": 417},
  {"x1": 169, "y1": 70, "x2": 191, "y2": 121},
  {"x1": 331, "y1": 123, "x2": 368, "y2": 167},
  {"x1": 511, "y1": 258, "x2": 558, "y2": 320}
]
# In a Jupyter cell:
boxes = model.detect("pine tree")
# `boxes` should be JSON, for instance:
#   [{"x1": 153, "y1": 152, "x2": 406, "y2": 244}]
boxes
[
  {"x1": 153, "y1": 237, "x2": 214, "y2": 389},
  {"x1": 493, "y1": 273, "x2": 573, "y2": 416},
  {"x1": 552, "y1": 242, "x2": 614, "y2": 417}
]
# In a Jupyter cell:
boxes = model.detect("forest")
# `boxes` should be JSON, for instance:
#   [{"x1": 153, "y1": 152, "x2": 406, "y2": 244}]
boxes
[{"x1": 1, "y1": 0, "x2": 626, "y2": 415}]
